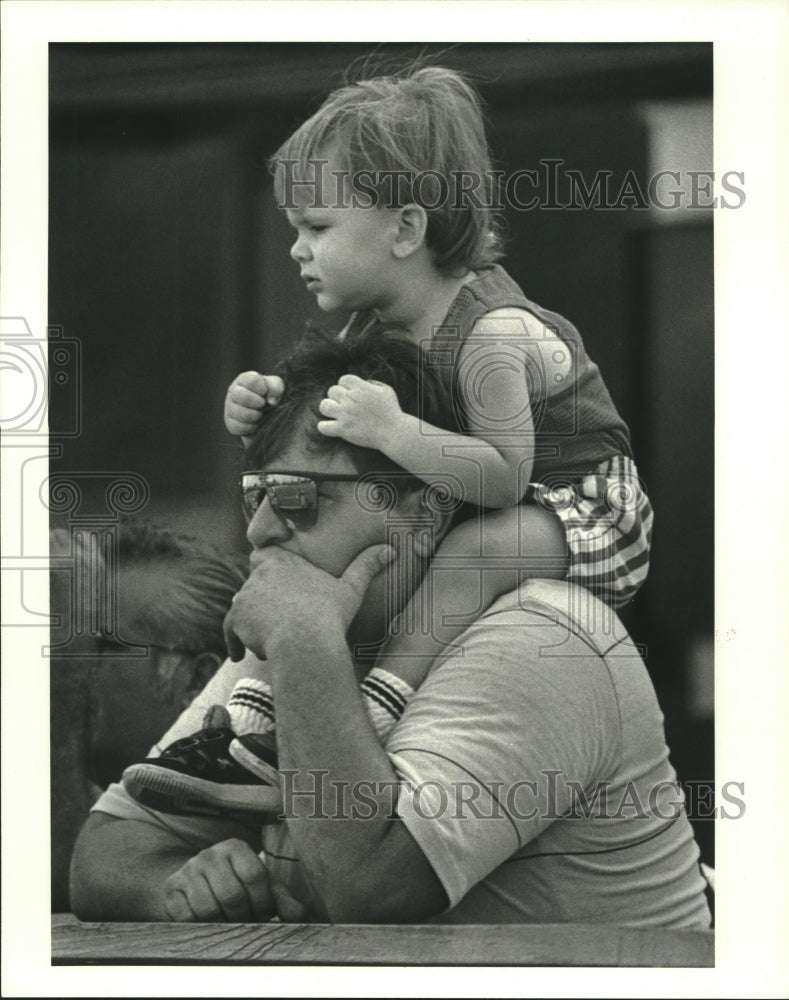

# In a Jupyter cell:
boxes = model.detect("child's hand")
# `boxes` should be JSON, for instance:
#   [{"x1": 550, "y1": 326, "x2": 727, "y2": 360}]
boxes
[
  {"x1": 317, "y1": 374, "x2": 404, "y2": 450},
  {"x1": 224, "y1": 371, "x2": 285, "y2": 439}
]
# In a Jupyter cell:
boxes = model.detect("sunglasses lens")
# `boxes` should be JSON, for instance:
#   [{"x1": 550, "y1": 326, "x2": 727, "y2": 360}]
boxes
[
  {"x1": 268, "y1": 478, "x2": 318, "y2": 528},
  {"x1": 240, "y1": 476, "x2": 266, "y2": 522},
  {"x1": 240, "y1": 474, "x2": 318, "y2": 528}
]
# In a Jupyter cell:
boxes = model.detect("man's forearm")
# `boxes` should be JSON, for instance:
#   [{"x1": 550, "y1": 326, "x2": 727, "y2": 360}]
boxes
[
  {"x1": 267, "y1": 624, "x2": 446, "y2": 923},
  {"x1": 69, "y1": 813, "x2": 194, "y2": 921}
]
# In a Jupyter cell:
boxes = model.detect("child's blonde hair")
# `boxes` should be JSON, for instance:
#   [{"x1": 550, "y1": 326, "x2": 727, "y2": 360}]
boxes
[{"x1": 270, "y1": 65, "x2": 504, "y2": 277}]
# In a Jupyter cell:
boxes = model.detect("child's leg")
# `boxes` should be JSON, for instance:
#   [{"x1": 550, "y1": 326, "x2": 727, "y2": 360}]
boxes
[{"x1": 373, "y1": 505, "x2": 569, "y2": 688}]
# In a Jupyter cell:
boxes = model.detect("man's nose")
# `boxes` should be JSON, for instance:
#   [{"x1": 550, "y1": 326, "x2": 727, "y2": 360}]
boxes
[
  {"x1": 246, "y1": 496, "x2": 292, "y2": 548},
  {"x1": 290, "y1": 233, "x2": 311, "y2": 264}
]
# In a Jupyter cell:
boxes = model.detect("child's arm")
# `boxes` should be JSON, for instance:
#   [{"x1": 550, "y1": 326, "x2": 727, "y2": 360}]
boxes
[
  {"x1": 318, "y1": 309, "x2": 564, "y2": 509},
  {"x1": 225, "y1": 371, "x2": 286, "y2": 449}
]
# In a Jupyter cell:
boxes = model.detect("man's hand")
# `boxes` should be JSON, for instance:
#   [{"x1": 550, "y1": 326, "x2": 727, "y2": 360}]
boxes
[
  {"x1": 162, "y1": 838, "x2": 308, "y2": 922},
  {"x1": 223, "y1": 544, "x2": 395, "y2": 662},
  {"x1": 163, "y1": 838, "x2": 273, "y2": 922},
  {"x1": 225, "y1": 371, "x2": 286, "y2": 440},
  {"x1": 317, "y1": 374, "x2": 404, "y2": 452}
]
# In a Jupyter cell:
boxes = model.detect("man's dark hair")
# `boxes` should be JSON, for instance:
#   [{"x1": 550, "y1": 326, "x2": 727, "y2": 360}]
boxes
[{"x1": 246, "y1": 326, "x2": 458, "y2": 481}]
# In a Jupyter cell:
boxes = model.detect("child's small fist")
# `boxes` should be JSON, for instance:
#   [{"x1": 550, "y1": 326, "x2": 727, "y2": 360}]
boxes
[
  {"x1": 316, "y1": 374, "x2": 403, "y2": 450},
  {"x1": 224, "y1": 372, "x2": 285, "y2": 439}
]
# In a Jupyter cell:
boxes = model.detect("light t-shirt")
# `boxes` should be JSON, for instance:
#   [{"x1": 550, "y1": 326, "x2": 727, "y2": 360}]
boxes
[
  {"x1": 388, "y1": 579, "x2": 709, "y2": 926},
  {"x1": 92, "y1": 580, "x2": 710, "y2": 927}
]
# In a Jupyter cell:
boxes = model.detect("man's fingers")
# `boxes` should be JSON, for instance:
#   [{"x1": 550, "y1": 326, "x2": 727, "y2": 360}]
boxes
[
  {"x1": 270, "y1": 875, "x2": 309, "y2": 923},
  {"x1": 193, "y1": 873, "x2": 229, "y2": 921},
  {"x1": 223, "y1": 608, "x2": 246, "y2": 662},
  {"x1": 163, "y1": 886, "x2": 197, "y2": 922},
  {"x1": 342, "y1": 544, "x2": 396, "y2": 596},
  {"x1": 337, "y1": 373, "x2": 364, "y2": 388},
  {"x1": 164, "y1": 874, "x2": 218, "y2": 922},
  {"x1": 228, "y1": 849, "x2": 275, "y2": 919},
  {"x1": 164, "y1": 841, "x2": 276, "y2": 923},
  {"x1": 205, "y1": 873, "x2": 256, "y2": 923}
]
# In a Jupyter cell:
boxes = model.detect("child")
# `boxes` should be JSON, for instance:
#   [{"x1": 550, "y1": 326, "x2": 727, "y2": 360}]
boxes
[{"x1": 123, "y1": 64, "x2": 653, "y2": 818}]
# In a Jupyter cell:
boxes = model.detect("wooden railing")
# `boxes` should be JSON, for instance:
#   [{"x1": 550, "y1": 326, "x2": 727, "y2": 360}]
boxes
[{"x1": 52, "y1": 914, "x2": 713, "y2": 966}]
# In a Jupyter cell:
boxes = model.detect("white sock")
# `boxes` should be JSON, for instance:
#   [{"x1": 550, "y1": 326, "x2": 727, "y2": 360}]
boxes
[
  {"x1": 225, "y1": 669, "x2": 415, "y2": 743},
  {"x1": 227, "y1": 677, "x2": 275, "y2": 736},
  {"x1": 360, "y1": 667, "x2": 415, "y2": 740}
]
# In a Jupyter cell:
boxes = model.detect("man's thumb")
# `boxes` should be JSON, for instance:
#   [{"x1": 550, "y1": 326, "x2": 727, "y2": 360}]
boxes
[{"x1": 342, "y1": 544, "x2": 395, "y2": 593}]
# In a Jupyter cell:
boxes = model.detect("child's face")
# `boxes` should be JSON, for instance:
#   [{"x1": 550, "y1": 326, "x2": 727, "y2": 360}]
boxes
[{"x1": 283, "y1": 155, "x2": 400, "y2": 315}]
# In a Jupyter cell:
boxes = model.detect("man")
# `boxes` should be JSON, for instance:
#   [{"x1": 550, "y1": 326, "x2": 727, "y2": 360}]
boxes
[
  {"x1": 70, "y1": 331, "x2": 711, "y2": 928},
  {"x1": 50, "y1": 520, "x2": 245, "y2": 910}
]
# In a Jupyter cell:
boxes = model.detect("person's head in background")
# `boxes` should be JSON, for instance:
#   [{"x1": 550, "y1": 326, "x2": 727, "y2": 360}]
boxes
[
  {"x1": 50, "y1": 518, "x2": 248, "y2": 791},
  {"x1": 81, "y1": 519, "x2": 247, "y2": 787},
  {"x1": 50, "y1": 519, "x2": 245, "y2": 910}
]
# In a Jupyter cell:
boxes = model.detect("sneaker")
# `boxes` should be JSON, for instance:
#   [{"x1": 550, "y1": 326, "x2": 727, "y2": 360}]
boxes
[
  {"x1": 230, "y1": 732, "x2": 281, "y2": 782},
  {"x1": 122, "y1": 726, "x2": 282, "y2": 820},
  {"x1": 202, "y1": 703, "x2": 232, "y2": 730}
]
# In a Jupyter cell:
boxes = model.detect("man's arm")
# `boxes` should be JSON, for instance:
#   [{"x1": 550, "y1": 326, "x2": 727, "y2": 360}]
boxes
[
  {"x1": 70, "y1": 799, "x2": 283, "y2": 922},
  {"x1": 70, "y1": 812, "x2": 196, "y2": 921},
  {"x1": 270, "y1": 625, "x2": 449, "y2": 923},
  {"x1": 226, "y1": 547, "x2": 449, "y2": 924}
]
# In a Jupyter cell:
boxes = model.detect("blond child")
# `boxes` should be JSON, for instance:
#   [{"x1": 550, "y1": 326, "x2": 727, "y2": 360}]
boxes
[{"x1": 123, "y1": 65, "x2": 652, "y2": 816}]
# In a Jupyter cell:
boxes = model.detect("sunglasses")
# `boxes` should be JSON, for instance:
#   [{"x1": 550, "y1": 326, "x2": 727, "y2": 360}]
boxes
[{"x1": 239, "y1": 470, "x2": 369, "y2": 529}]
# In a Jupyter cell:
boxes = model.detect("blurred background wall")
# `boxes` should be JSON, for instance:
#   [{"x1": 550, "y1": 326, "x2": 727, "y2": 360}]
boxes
[{"x1": 48, "y1": 42, "x2": 714, "y2": 861}]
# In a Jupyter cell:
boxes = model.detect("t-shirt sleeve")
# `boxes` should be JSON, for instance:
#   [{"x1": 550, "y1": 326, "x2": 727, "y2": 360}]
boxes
[
  {"x1": 92, "y1": 781, "x2": 259, "y2": 851},
  {"x1": 385, "y1": 600, "x2": 621, "y2": 908}
]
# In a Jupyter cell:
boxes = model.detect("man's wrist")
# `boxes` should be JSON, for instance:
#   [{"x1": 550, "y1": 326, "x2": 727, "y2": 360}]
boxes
[{"x1": 264, "y1": 620, "x2": 349, "y2": 678}]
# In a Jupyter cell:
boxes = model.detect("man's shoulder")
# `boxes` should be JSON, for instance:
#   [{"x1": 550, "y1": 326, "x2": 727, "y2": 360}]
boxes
[
  {"x1": 404, "y1": 580, "x2": 629, "y2": 755},
  {"x1": 459, "y1": 579, "x2": 639, "y2": 667},
  {"x1": 483, "y1": 579, "x2": 612, "y2": 633}
]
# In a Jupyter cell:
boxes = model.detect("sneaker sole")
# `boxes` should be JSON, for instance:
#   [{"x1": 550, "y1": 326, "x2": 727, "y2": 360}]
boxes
[
  {"x1": 229, "y1": 741, "x2": 281, "y2": 784},
  {"x1": 122, "y1": 764, "x2": 283, "y2": 815},
  {"x1": 125, "y1": 786, "x2": 278, "y2": 824}
]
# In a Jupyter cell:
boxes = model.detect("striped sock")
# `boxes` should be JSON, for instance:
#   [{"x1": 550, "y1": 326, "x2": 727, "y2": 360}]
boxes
[
  {"x1": 226, "y1": 670, "x2": 415, "y2": 743},
  {"x1": 360, "y1": 667, "x2": 415, "y2": 740},
  {"x1": 227, "y1": 677, "x2": 275, "y2": 736}
]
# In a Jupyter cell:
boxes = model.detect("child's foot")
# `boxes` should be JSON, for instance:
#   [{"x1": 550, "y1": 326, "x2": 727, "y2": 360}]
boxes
[
  {"x1": 229, "y1": 732, "x2": 282, "y2": 781},
  {"x1": 122, "y1": 718, "x2": 281, "y2": 820}
]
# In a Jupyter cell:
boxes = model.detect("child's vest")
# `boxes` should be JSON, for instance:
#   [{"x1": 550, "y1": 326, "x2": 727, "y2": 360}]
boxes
[{"x1": 346, "y1": 265, "x2": 632, "y2": 485}]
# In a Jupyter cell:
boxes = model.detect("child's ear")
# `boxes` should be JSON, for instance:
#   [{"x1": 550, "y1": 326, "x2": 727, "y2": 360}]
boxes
[{"x1": 392, "y1": 204, "x2": 428, "y2": 259}]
